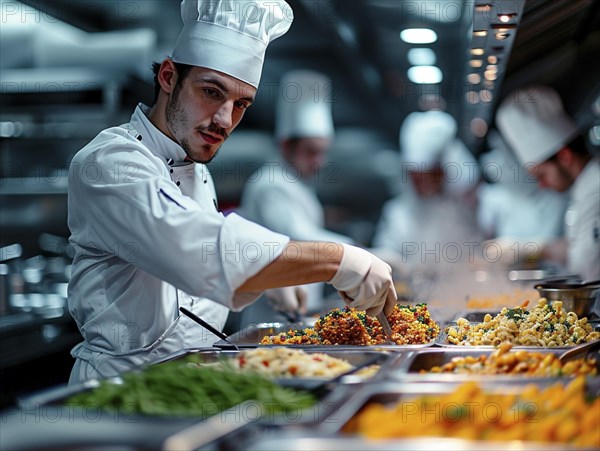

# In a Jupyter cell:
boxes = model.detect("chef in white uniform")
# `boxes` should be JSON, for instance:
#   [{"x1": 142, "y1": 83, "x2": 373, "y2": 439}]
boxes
[
  {"x1": 477, "y1": 129, "x2": 569, "y2": 242},
  {"x1": 372, "y1": 110, "x2": 482, "y2": 271},
  {"x1": 239, "y1": 70, "x2": 354, "y2": 312},
  {"x1": 67, "y1": 0, "x2": 397, "y2": 384},
  {"x1": 497, "y1": 85, "x2": 600, "y2": 280}
]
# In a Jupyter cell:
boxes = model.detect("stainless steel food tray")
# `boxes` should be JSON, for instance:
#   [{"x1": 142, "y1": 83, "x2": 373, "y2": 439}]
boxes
[
  {"x1": 316, "y1": 379, "x2": 600, "y2": 436},
  {"x1": 242, "y1": 433, "x2": 598, "y2": 451},
  {"x1": 214, "y1": 322, "x2": 436, "y2": 350},
  {"x1": 383, "y1": 347, "x2": 600, "y2": 382},
  {"x1": 153, "y1": 347, "x2": 405, "y2": 388},
  {"x1": 435, "y1": 321, "x2": 600, "y2": 349}
]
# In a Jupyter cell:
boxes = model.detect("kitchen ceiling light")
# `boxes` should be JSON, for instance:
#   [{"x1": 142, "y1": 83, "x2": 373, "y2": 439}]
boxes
[
  {"x1": 480, "y1": 90, "x2": 493, "y2": 102},
  {"x1": 407, "y1": 66, "x2": 443, "y2": 84},
  {"x1": 466, "y1": 91, "x2": 480, "y2": 104},
  {"x1": 498, "y1": 13, "x2": 517, "y2": 23},
  {"x1": 488, "y1": 55, "x2": 498, "y2": 64},
  {"x1": 407, "y1": 48, "x2": 437, "y2": 66},
  {"x1": 471, "y1": 48, "x2": 485, "y2": 56},
  {"x1": 495, "y1": 32, "x2": 510, "y2": 40},
  {"x1": 469, "y1": 59, "x2": 483, "y2": 68},
  {"x1": 473, "y1": 30, "x2": 488, "y2": 37},
  {"x1": 467, "y1": 73, "x2": 481, "y2": 84},
  {"x1": 400, "y1": 28, "x2": 437, "y2": 44}
]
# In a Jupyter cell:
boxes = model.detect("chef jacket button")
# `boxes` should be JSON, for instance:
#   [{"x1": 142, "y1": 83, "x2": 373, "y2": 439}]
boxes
[
  {"x1": 170, "y1": 169, "x2": 174, "y2": 174},
  {"x1": 176, "y1": 181, "x2": 181, "y2": 186},
  {"x1": 136, "y1": 134, "x2": 142, "y2": 141}
]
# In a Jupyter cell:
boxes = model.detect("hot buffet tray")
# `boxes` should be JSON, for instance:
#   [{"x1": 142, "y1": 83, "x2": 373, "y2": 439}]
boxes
[
  {"x1": 214, "y1": 322, "x2": 436, "y2": 350},
  {"x1": 381, "y1": 347, "x2": 600, "y2": 382}
]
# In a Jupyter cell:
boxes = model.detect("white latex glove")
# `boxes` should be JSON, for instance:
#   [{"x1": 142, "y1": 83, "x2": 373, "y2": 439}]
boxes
[
  {"x1": 368, "y1": 247, "x2": 407, "y2": 279},
  {"x1": 265, "y1": 286, "x2": 308, "y2": 315},
  {"x1": 328, "y1": 244, "x2": 397, "y2": 317}
]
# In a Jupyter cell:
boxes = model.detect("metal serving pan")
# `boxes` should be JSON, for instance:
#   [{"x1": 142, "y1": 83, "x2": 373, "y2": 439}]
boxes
[
  {"x1": 383, "y1": 347, "x2": 600, "y2": 382},
  {"x1": 315, "y1": 379, "x2": 600, "y2": 444},
  {"x1": 213, "y1": 322, "x2": 436, "y2": 350},
  {"x1": 435, "y1": 321, "x2": 600, "y2": 349},
  {"x1": 153, "y1": 347, "x2": 404, "y2": 388},
  {"x1": 241, "y1": 433, "x2": 598, "y2": 451}
]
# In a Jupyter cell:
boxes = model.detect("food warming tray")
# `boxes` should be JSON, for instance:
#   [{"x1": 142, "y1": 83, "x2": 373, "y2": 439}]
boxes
[
  {"x1": 213, "y1": 322, "x2": 436, "y2": 350},
  {"x1": 154, "y1": 347, "x2": 404, "y2": 388},
  {"x1": 314, "y1": 379, "x2": 600, "y2": 446},
  {"x1": 382, "y1": 347, "x2": 600, "y2": 382},
  {"x1": 435, "y1": 321, "x2": 600, "y2": 349}
]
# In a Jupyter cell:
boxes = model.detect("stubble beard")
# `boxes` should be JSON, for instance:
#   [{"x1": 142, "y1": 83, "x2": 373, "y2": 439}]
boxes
[{"x1": 165, "y1": 87, "x2": 224, "y2": 164}]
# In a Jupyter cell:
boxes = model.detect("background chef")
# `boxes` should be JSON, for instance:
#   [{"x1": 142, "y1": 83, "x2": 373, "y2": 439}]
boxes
[
  {"x1": 67, "y1": 0, "x2": 397, "y2": 384},
  {"x1": 372, "y1": 109, "x2": 482, "y2": 276},
  {"x1": 496, "y1": 85, "x2": 600, "y2": 280},
  {"x1": 239, "y1": 69, "x2": 354, "y2": 315}
]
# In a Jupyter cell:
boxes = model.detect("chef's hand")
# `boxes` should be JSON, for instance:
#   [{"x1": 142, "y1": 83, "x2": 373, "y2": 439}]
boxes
[
  {"x1": 367, "y1": 247, "x2": 407, "y2": 279},
  {"x1": 328, "y1": 244, "x2": 397, "y2": 317},
  {"x1": 265, "y1": 286, "x2": 308, "y2": 315}
]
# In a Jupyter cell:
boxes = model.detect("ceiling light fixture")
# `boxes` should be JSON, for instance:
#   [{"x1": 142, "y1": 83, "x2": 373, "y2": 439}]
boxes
[
  {"x1": 471, "y1": 48, "x2": 485, "y2": 56},
  {"x1": 407, "y1": 48, "x2": 437, "y2": 66},
  {"x1": 480, "y1": 90, "x2": 493, "y2": 102},
  {"x1": 498, "y1": 13, "x2": 516, "y2": 23},
  {"x1": 469, "y1": 59, "x2": 483, "y2": 68},
  {"x1": 475, "y1": 4, "x2": 492, "y2": 12},
  {"x1": 407, "y1": 66, "x2": 443, "y2": 84},
  {"x1": 473, "y1": 30, "x2": 488, "y2": 37},
  {"x1": 495, "y1": 32, "x2": 510, "y2": 40},
  {"x1": 466, "y1": 91, "x2": 480, "y2": 104},
  {"x1": 467, "y1": 73, "x2": 481, "y2": 84},
  {"x1": 400, "y1": 28, "x2": 438, "y2": 44},
  {"x1": 488, "y1": 55, "x2": 498, "y2": 64}
]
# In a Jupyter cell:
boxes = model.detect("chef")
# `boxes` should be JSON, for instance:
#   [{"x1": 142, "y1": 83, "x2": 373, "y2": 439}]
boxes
[
  {"x1": 372, "y1": 110, "x2": 482, "y2": 272},
  {"x1": 477, "y1": 129, "x2": 569, "y2": 245},
  {"x1": 497, "y1": 86, "x2": 600, "y2": 280},
  {"x1": 239, "y1": 69, "x2": 354, "y2": 313},
  {"x1": 67, "y1": 0, "x2": 396, "y2": 384}
]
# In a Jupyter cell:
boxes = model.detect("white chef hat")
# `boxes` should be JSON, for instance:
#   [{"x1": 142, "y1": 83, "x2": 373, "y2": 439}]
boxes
[
  {"x1": 275, "y1": 69, "x2": 335, "y2": 141},
  {"x1": 496, "y1": 86, "x2": 578, "y2": 165},
  {"x1": 400, "y1": 110, "x2": 457, "y2": 170},
  {"x1": 172, "y1": 0, "x2": 293, "y2": 88}
]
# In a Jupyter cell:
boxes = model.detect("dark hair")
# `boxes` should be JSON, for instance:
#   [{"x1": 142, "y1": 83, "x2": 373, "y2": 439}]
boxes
[{"x1": 151, "y1": 61, "x2": 195, "y2": 104}]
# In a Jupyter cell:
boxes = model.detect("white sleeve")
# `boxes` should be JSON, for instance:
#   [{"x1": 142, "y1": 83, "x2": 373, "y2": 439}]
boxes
[
  {"x1": 68, "y1": 142, "x2": 289, "y2": 309},
  {"x1": 568, "y1": 190, "x2": 600, "y2": 280}
]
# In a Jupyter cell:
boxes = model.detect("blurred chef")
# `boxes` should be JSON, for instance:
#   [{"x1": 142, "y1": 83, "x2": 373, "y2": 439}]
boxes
[
  {"x1": 239, "y1": 69, "x2": 354, "y2": 312},
  {"x1": 67, "y1": 0, "x2": 396, "y2": 384},
  {"x1": 477, "y1": 129, "x2": 569, "y2": 249},
  {"x1": 372, "y1": 110, "x2": 482, "y2": 271},
  {"x1": 497, "y1": 86, "x2": 600, "y2": 280}
]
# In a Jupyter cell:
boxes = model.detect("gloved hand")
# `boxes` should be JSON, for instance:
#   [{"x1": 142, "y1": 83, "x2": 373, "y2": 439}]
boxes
[
  {"x1": 328, "y1": 244, "x2": 397, "y2": 317},
  {"x1": 265, "y1": 286, "x2": 308, "y2": 315},
  {"x1": 368, "y1": 247, "x2": 407, "y2": 279}
]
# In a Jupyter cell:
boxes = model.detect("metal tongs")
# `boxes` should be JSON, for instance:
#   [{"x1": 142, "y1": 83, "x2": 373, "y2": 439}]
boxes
[{"x1": 179, "y1": 307, "x2": 239, "y2": 351}]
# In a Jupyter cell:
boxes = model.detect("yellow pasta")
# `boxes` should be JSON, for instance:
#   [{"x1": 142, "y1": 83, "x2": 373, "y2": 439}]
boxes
[{"x1": 447, "y1": 298, "x2": 600, "y2": 346}]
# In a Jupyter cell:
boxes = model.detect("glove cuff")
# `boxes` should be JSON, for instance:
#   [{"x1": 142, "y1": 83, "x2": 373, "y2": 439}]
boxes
[{"x1": 328, "y1": 244, "x2": 371, "y2": 292}]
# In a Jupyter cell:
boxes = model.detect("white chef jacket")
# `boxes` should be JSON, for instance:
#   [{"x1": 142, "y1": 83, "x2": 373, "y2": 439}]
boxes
[
  {"x1": 372, "y1": 191, "x2": 482, "y2": 270},
  {"x1": 67, "y1": 104, "x2": 289, "y2": 383},
  {"x1": 477, "y1": 184, "x2": 569, "y2": 239},
  {"x1": 566, "y1": 157, "x2": 600, "y2": 280},
  {"x1": 238, "y1": 159, "x2": 352, "y2": 311}
]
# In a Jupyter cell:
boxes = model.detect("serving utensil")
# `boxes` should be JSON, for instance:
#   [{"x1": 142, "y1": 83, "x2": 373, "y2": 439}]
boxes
[
  {"x1": 558, "y1": 339, "x2": 600, "y2": 363},
  {"x1": 376, "y1": 311, "x2": 395, "y2": 344},
  {"x1": 179, "y1": 307, "x2": 239, "y2": 351}
]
